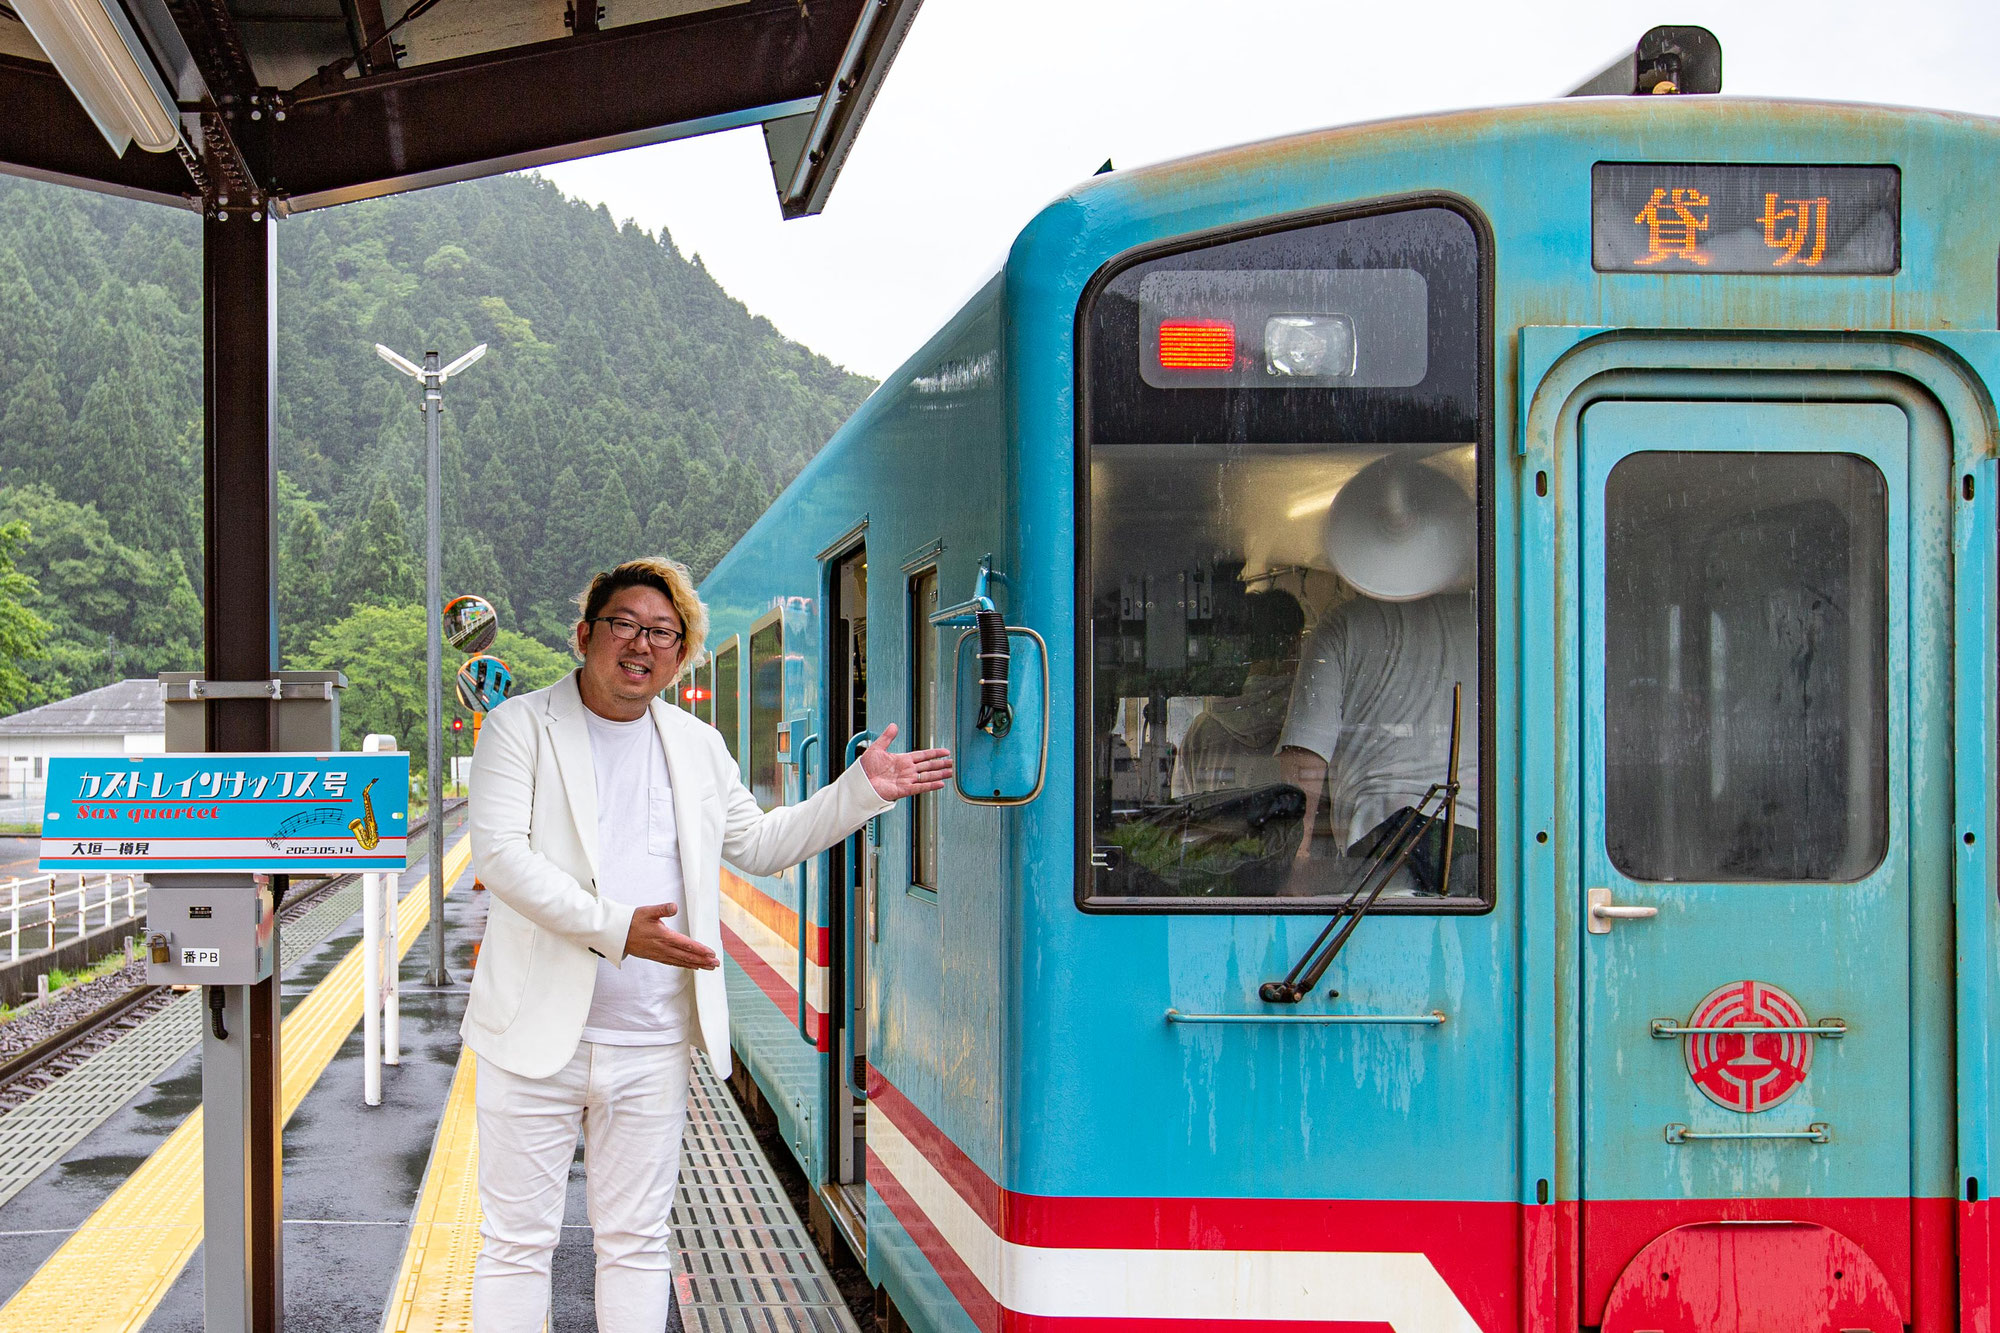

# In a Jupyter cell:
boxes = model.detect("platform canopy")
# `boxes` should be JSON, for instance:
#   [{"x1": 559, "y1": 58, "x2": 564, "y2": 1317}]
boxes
[{"x1": 0, "y1": 0, "x2": 918, "y2": 217}]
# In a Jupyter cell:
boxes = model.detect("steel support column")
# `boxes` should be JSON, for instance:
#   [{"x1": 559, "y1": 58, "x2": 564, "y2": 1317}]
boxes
[{"x1": 202, "y1": 206, "x2": 283, "y2": 1333}]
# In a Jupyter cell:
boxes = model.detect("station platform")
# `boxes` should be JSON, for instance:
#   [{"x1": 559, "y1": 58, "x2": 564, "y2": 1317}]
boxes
[{"x1": 0, "y1": 825, "x2": 857, "y2": 1333}]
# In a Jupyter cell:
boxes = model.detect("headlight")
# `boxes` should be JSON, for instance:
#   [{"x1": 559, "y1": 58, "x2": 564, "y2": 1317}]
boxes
[{"x1": 1264, "y1": 314, "x2": 1356, "y2": 378}]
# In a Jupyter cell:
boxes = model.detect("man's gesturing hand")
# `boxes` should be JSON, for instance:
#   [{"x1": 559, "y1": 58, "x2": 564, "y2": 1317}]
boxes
[
  {"x1": 857, "y1": 722, "x2": 954, "y2": 800},
  {"x1": 623, "y1": 902, "x2": 719, "y2": 969}
]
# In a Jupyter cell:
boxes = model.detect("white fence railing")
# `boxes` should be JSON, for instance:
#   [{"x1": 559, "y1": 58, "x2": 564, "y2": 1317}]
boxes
[{"x1": 1, "y1": 874, "x2": 146, "y2": 962}]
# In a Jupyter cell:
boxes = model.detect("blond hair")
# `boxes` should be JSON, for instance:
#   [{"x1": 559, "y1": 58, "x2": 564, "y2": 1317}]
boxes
[{"x1": 574, "y1": 557, "x2": 710, "y2": 681}]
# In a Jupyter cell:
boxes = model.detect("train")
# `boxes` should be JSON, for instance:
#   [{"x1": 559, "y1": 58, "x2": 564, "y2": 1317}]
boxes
[{"x1": 682, "y1": 29, "x2": 2000, "y2": 1333}]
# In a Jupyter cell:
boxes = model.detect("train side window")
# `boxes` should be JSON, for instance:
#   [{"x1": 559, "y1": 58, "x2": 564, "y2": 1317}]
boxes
[
  {"x1": 909, "y1": 567, "x2": 941, "y2": 890},
  {"x1": 1605, "y1": 451, "x2": 1888, "y2": 882},
  {"x1": 693, "y1": 655, "x2": 714, "y2": 724},
  {"x1": 713, "y1": 638, "x2": 741, "y2": 767},
  {"x1": 749, "y1": 614, "x2": 783, "y2": 808},
  {"x1": 1078, "y1": 201, "x2": 1489, "y2": 912}
]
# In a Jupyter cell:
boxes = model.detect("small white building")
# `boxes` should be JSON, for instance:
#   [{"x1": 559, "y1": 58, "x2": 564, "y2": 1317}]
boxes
[{"x1": 0, "y1": 680, "x2": 166, "y2": 804}]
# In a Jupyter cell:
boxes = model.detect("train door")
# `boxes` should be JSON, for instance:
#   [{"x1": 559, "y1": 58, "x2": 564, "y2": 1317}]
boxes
[
  {"x1": 825, "y1": 545, "x2": 871, "y2": 1246},
  {"x1": 1577, "y1": 399, "x2": 1929, "y2": 1330}
]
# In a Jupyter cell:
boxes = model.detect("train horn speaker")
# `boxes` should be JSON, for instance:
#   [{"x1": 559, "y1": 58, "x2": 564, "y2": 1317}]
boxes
[{"x1": 1322, "y1": 454, "x2": 1474, "y2": 601}]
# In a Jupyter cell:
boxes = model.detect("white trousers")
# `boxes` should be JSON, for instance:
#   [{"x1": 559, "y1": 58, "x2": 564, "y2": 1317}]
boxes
[{"x1": 472, "y1": 1040, "x2": 693, "y2": 1333}]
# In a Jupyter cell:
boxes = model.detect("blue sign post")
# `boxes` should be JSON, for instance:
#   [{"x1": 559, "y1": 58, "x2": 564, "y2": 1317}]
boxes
[{"x1": 37, "y1": 753, "x2": 412, "y2": 874}]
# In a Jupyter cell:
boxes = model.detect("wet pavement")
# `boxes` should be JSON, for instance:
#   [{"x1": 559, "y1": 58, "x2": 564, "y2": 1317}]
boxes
[
  {"x1": 0, "y1": 830, "x2": 488, "y2": 1330},
  {"x1": 0, "y1": 808, "x2": 698, "y2": 1331}
]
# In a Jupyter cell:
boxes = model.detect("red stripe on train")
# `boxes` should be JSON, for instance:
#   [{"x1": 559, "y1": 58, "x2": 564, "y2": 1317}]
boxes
[
  {"x1": 1000, "y1": 1312, "x2": 1392, "y2": 1320},
  {"x1": 867, "y1": 1065, "x2": 1967, "y2": 1331},
  {"x1": 719, "y1": 922, "x2": 827, "y2": 1050},
  {"x1": 868, "y1": 1066, "x2": 1514, "y2": 1331},
  {"x1": 869, "y1": 1143, "x2": 1002, "y2": 1333},
  {"x1": 870, "y1": 1068, "x2": 1003, "y2": 1234}
]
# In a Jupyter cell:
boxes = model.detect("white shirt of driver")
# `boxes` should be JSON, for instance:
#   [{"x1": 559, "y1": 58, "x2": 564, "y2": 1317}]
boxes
[
  {"x1": 1277, "y1": 592, "x2": 1481, "y2": 848},
  {"x1": 579, "y1": 707, "x2": 693, "y2": 1046}
]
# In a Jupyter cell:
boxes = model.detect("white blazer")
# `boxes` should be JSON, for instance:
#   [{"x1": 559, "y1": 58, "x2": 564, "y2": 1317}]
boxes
[{"x1": 461, "y1": 671, "x2": 890, "y2": 1080}]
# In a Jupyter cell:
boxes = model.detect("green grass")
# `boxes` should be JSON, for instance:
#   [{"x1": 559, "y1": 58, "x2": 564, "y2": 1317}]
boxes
[
  {"x1": 12, "y1": 951, "x2": 133, "y2": 1020},
  {"x1": 0, "y1": 823, "x2": 40, "y2": 837}
]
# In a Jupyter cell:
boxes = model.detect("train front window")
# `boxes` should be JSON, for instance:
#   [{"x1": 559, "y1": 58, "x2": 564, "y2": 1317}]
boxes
[{"x1": 1079, "y1": 203, "x2": 1487, "y2": 910}]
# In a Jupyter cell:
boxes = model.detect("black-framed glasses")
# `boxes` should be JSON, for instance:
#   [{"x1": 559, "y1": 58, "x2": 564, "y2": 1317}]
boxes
[{"x1": 588, "y1": 616, "x2": 685, "y2": 651}]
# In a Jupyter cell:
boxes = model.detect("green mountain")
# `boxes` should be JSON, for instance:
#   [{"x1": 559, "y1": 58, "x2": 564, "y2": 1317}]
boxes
[{"x1": 0, "y1": 170, "x2": 875, "y2": 708}]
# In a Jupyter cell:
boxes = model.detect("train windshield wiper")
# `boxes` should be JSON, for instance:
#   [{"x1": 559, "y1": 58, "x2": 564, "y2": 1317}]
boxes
[{"x1": 1260, "y1": 683, "x2": 1464, "y2": 1005}]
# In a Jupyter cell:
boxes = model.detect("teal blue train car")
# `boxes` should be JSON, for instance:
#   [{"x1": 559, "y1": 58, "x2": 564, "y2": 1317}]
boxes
[{"x1": 690, "y1": 55, "x2": 2000, "y2": 1333}]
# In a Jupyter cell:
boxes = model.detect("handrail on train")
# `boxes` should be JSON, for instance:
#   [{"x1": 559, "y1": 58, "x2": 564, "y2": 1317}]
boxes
[
  {"x1": 840, "y1": 730, "x2": 879, "y2": 1100},
  {"x1": 794, "y1": 732, "x2": 820, "y2": 1047},
  {"x1": 928, "y1": 554, "x2": 1004, "y2": 628},
  {"x1": 1165, "y1": 1008, "x2": 1446, "y2": 1027}
]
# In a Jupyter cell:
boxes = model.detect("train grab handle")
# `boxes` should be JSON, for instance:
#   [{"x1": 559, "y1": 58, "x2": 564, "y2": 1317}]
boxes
[
  {"x1": 1665, "y1": 1122, "x2": 1830, "y2": 1145},
  {"x1": 841, "y1": 730, "x2": 878, "y2": 1100},
  {"x1": 794, "y1": 732, "x2": 819, "y2": 1045},
  {"x1": 1166, "y1": 1008, "x2": 1446, "y2": 1027}
]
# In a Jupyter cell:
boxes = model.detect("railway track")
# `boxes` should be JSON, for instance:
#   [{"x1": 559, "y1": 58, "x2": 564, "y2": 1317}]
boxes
[{"x1": 0, "y1": 801, "x2": 466, "y2": 1109}]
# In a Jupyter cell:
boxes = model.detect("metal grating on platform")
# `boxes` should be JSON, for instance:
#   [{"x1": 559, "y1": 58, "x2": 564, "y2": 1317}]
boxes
[
  {"x1": 672, "y1": 1056, "x2": 860, "y2": 1333},
  {"x1": 0, "y1": 879, "x2": 366, "y2": 1209},
  {"x1": 384, "y1": 1046, "x2": 860, "y2": 1333}
]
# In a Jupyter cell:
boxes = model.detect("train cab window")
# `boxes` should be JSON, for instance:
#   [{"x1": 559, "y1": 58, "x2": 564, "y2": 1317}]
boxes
[
  {"x1": 713, "y1": 638, "x2": 741, "y2": 766},
  {"x1": 1604, "y1": 451, "x2": 1888, "y2": 882},
  {"x1": 749, "y1": 615, "x2": 783, "y2": 808},
  {"x1": 1079, "y1": 202, "x2": 1487, "y2": 910},
  {"x1": 910, "y1": 567, "x2": 941, "y2": 890}
]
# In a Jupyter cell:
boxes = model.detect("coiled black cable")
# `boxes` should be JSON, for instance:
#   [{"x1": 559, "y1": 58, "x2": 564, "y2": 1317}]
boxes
[{"x1": 974, "y1": 609, "x2": 1012, "y2": 737}]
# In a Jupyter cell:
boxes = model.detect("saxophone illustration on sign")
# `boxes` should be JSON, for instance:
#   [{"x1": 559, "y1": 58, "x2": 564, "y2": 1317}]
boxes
[{"x1": 349, "y1": 778, "x2": 381, "y2": 850}]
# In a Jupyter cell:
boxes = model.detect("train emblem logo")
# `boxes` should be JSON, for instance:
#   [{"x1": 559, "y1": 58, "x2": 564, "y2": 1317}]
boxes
[{"x1": 1684, "y1": 980, "x2": 1815, "y2": 1112}]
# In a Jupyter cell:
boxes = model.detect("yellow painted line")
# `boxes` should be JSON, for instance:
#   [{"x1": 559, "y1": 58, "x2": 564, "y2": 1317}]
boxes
[
  {"x1": 379, "y1": 1045, "x2": 482, "y2": 1333},
  {"x1": 0, "y1": 837, "x2": 475, "y2": 1333}
]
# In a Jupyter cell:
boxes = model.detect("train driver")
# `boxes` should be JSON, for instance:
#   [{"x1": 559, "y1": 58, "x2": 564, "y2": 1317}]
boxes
[{"x1": 1276, "y1": 454, "x2": 1480, "y2": 897}]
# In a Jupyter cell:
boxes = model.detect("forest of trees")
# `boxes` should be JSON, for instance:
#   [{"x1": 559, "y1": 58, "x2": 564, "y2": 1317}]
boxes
[{"x1": 0, "y1": 170, "x2": 875, "y2": 761}]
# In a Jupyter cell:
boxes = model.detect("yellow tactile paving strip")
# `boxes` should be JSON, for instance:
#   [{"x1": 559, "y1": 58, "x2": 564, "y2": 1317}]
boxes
[
  {"x1": 381, "y1": 1044, "x2": 484, "y2": 1333},
  {"x1": 0, "y1": 837, "x2": 474, "y2": 1333}
]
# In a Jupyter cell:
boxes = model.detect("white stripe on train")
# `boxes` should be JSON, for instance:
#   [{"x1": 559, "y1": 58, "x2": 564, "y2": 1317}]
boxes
[
  {"x1": 867, "y1": 1103, "x2": 1484, "y2": 1330},
  {"x1": 719, "y1": 891, "x2": 827, "y2": 1015}
]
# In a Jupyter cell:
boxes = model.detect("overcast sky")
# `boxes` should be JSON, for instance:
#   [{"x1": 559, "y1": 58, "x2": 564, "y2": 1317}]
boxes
[{"x1": 540, "y1": 1, "x2": 2000, "y2": 381}]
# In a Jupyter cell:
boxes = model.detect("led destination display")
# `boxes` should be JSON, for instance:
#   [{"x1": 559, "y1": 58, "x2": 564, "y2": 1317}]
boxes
[{"x1": 1593, "y1": 163, "x2": 1900, "y2": 275}]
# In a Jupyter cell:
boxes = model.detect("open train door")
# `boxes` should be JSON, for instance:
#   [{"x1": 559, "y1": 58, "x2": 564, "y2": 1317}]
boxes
[{"x1": 1525, "y1": 332, "x2": 1993, "y2": 1333}]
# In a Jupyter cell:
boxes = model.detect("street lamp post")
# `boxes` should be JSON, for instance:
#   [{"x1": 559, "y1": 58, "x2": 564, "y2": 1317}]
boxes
[{"x1": 375, "y1": 341, "x2": 487, "y2": 986}]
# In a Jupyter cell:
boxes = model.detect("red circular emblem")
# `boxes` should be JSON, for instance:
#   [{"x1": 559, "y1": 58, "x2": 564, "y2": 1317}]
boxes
[{"x1": 1684, "y1": 980, "x2": 1815, "y2": 1112}]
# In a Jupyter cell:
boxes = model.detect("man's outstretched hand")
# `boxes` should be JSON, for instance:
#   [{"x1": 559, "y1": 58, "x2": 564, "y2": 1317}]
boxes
[
  {"x1": 858, "y1": 722, "x2": 953, "y2": 800},
  {"x1": 623, "y1": 902, "x2": 719, "y2": 969}
]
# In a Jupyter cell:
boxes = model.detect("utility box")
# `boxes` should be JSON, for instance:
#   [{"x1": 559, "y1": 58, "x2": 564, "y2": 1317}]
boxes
[
  {"x1": 159, "y1": 671, "x2": 347, "y2": 753},
  {"x1": 144, "y1": 874, "x2": 275, "y2": 985}
]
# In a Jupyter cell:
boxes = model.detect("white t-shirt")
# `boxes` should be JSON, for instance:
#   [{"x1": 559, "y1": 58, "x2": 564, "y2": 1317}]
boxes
[
  {"x1": 1277, "y1": 593, "x2": 1481, "y2": 848},
  {"x1": 579, "y1": 708, "x2": 693, "y2": 1046}
]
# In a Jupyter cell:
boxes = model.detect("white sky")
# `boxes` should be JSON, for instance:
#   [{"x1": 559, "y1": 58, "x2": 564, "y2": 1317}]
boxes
[{"x1": 540, "y1": 1, "x2": 2000, "y2": 381}]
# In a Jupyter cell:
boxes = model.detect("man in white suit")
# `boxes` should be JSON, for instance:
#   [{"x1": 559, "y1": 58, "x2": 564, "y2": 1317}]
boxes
[{"x1": 464, "y1": 557, "x2": 951, "y2": 1332}]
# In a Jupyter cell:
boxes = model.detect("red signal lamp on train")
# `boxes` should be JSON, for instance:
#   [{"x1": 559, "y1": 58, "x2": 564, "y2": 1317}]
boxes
[
  {"x1": 1157, "y1": 319, "x2": 1236, "y2": 370},
  {"x1": 682, "y1": 685, "x2": 711, "y2": 703}
]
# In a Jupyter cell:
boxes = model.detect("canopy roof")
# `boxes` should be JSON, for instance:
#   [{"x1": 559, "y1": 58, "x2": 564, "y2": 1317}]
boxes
[{"x1": 0, "y1": 0, "x2": 918, "y2": 216}]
